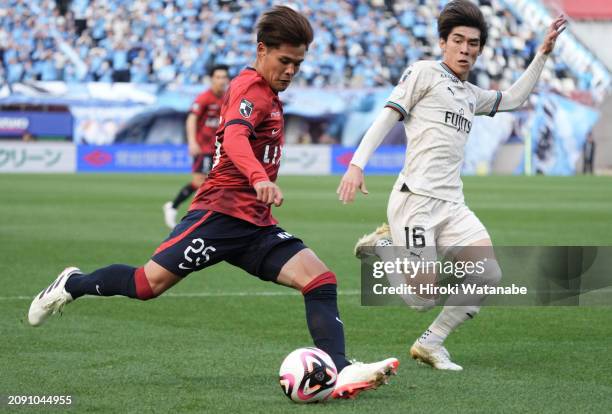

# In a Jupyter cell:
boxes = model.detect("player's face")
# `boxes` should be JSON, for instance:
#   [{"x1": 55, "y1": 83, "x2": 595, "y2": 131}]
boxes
[
  {"x1": 210, "y1": 70, "x2": 229, "y2": 95},
  {"x1": 256, "y1": 42, "x2": 306, "y2": 92},
  {"x1": 439, "y1": 26, "x2": 482, "y2": 80}
]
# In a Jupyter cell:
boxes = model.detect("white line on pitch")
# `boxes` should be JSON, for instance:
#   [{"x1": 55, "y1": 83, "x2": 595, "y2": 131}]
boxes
[{"x1": 0, "y1": 290, "x2": 361, "y2": 301}]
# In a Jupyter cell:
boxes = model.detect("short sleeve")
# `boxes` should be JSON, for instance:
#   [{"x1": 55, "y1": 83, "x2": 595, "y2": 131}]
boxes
[
  {"x1": 385, "y1": 63, "x2": 431, "y2": 120},
  {"x1": 471, "y1": 84, "x2": 502, "y2": 117},
  {"x1": 224, "y1": 83, "x2": 270, "y2": 132},
  {"x1": 190, "y1": 94, "x2": 207, "y2": 116}
]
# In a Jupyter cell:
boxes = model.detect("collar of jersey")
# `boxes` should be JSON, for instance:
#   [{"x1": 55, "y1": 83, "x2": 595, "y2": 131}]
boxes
[
  {"x1": 244, "y1": 66, "x2": 279, "y2": 96},
  {"x1": 439, "y1": 62, "x2": 464, "y2": 83}
]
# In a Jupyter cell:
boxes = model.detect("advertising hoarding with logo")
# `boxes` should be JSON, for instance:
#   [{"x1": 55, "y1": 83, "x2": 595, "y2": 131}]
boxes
[
  {"x1": 0, "y1": 112, "x2": 73, "y2": 139},
  {"x1": 78, "y1": 145, "x2": 192, "y2": 173},
  {"x1": 279, "y1": 145, "x2": 331, "y2": 175},
  {"x1": 0, "y1": 142, "x2": 76, "y2": 172}
]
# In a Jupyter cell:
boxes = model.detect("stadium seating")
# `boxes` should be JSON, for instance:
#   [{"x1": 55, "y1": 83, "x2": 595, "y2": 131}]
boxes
[{"x1": 0, "y1": 0, "x2": 600, "y2": 98}]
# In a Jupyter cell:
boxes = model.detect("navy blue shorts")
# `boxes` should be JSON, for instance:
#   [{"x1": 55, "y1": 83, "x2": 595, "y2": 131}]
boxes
[
  {"x1": 192, "y1": 154, "x2": 213, "y2": 174},
  {"x1": 152, "y1": 210, "x2": 307, "y2": 281}
]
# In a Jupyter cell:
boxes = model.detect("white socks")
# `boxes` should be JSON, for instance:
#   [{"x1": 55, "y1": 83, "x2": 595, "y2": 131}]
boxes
[
  {"x1": 418, "y1": 329, "x2": 444, "y2": 346},
  {"x1": 419, "y1": 306, "x2": 475, "y2": 346}
]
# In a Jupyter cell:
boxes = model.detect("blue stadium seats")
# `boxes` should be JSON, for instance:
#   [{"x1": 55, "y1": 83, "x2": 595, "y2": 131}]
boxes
[{"x1": 0, "y1": 0, "x2": 593, "y2": 97}]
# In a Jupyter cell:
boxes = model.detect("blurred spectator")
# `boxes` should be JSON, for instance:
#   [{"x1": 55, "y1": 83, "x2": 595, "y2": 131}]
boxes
[
  {"x1": 0, "y1": 0, "x2": 598, "y2": 99},
  {"x1": 583, "y1": 132, "x2": 595, "y2": 174}
]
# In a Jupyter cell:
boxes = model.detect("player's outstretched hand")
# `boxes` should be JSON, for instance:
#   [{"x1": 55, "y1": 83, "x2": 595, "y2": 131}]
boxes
[
  {"x1": 337, "y1": 164, "x2": 368, "y2": 204},
  {"x1": 254, "y1": 181, "x2": 284, "y2": 207},
  {"x1": 539, "y1": 14, "x2": 567, "y2": 55},
  {"x1": 188, "y1": 142, "x2": 202, "y2": 156}
]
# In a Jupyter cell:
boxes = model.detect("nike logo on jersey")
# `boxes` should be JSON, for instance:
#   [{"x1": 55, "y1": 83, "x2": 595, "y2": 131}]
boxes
[
  {"x1": 271, "y1": 129, "x2": 280, "y2": 136},
  {"x1": 95, "y1": 284, "x2": 102, "y2": 295}
]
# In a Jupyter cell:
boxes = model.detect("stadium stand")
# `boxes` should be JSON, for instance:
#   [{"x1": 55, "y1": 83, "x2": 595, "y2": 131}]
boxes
[{"x1": 0, "y1": 0, "x2": 606, "y2": 102}]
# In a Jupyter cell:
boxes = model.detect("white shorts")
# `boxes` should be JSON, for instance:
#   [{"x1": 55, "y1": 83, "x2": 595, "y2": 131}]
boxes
[{"x1": 387, "y1": 187, "x2": 490, "y2": 258}]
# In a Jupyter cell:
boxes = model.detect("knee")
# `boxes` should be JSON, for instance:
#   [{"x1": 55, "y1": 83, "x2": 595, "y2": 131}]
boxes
[
  {"x1": 135, "y1": 266, "x2": 177, "y2": 300},
  {"x1": 144, "y1": 281, "x2": 166, "y2": 299},
  {"x1": 481, "y1": 259, "x2": 502, "y2": 286},
  {"x1": 410, "y1": 303, "x2": 436, "y2": 313},
  {"x1": 134, "y1": 267, "x2": 158, "y2": 300},
  {"x1": 277, "y1": 248, "x2": 331, "y2": 291}
]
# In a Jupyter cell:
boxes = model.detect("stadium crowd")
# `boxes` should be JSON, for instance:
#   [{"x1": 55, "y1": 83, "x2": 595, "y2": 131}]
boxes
[{"x1": 0, "y1": 0, "x2": 593, "y2": 95}]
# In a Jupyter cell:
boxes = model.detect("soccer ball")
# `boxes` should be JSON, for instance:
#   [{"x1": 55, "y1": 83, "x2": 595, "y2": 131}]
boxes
[{"x1": 278, "y1": 347, "x2": 337, "y2": 403}]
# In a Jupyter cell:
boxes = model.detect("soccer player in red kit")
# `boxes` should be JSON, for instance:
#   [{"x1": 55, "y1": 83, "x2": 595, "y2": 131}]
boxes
[
  {"x1": 28, "y1": 6, "x2": 398, "y2": 400},
  {"x1": 163, "y1": 64, "x2": 230, "y2": 229}
]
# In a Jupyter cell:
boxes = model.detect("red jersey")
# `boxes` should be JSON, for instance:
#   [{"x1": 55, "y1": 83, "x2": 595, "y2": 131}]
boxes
[
  {"x1": 190, "y1": 68, "x2": 284, "y2": 226},
  {"x1": 190, "y1": 89, "x2": 223, "y2": 154}
]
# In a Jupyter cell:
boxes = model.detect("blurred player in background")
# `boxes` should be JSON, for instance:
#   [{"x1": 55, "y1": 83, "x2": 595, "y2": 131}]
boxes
[
  {"x1": 163, "y1": 64, "x2": 230, "y2": 229},
  {"x1": 338, "y1": 0, "x2": 566, "y2": 370},
  {"x1": 29, "y1": 6, "x2": 398, "y2": 400}
]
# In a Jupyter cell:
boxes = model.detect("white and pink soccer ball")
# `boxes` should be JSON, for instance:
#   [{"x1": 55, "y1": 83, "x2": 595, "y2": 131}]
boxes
[{"x1": 278, "y1": 347, "x2": 338, "y2": 403}]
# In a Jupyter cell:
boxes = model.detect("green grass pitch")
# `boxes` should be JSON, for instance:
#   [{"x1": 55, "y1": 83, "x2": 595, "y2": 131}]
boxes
[{"x1": 1, "y1": 174, "x2": 611, "y2": 413}]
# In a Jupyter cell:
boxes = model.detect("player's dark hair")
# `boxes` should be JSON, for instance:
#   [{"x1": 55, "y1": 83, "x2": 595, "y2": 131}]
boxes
[
  {"x1": 438, "y1": 0, "x2": 488, "y2": 49},
  {"x1": 256, "y1": 6, "x2": 313, "y2": 49},
  {"x1": 209, "y1": 64, "x2": 229, "y2": 77}
]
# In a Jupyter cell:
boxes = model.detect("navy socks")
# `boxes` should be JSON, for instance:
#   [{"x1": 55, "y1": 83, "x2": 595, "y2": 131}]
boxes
[
  {"x1": 172, "y1": 183, "x2": 197, "y2": 209},
  {"x1": 65, "y1": 264, "x2": 137, "y2": 299},
  {"x1": 303, "y1": 283, "x2": 350, "y2": 371}
]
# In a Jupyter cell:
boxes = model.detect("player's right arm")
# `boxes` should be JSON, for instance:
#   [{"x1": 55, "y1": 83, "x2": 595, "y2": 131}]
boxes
[
  {"x1": 223, "y1": 126, "x2": 283, "y2": 206},
  {"x1": 337, "y1": 108, "x2": 400, "y2": 203},
  {"x1": 253, "y1": 180, "x2": 284, "y2": 207},
  {"x1": 187, "y1": 96, "x2": 205, "y2": 156},
  {"x1": 337, "y1": 63, "x2": 429, "y2": 204},
  {"x1": 222, "y1": 84, "x2": 283, "y2": 207}
]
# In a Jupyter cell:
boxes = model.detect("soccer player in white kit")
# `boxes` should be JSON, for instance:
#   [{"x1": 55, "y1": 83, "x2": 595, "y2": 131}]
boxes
[{"x1": 337, "y1": 0, "x2": 567, "y2": 370}]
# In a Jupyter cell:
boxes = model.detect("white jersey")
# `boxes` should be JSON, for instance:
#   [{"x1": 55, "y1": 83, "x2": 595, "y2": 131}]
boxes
[{"x1": 386, "y1": 60, "x2": 502, "y2": 203}]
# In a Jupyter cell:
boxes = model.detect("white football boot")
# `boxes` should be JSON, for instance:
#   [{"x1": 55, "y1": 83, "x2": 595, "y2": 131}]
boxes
[
  {"x1": 332, "y1": 358, "x2": 399, "y2": 399},
  {"x1": 162, "y1": 201, "x2": 177, "y2": 229},
  {"x1": 410, "y1": 341, "x2": 463, "y2": 371},
  {"x1": 28, "y1": 267, "x2": 81, "y2": 327},
  {"x1": 353, "y1": 223, "x2": 392, "y2": 258}
]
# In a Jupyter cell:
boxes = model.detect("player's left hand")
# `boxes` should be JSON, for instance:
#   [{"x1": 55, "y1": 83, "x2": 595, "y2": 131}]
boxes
[{"x1": 539, "y1": 14, "x2": 567, "y2": 55}]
